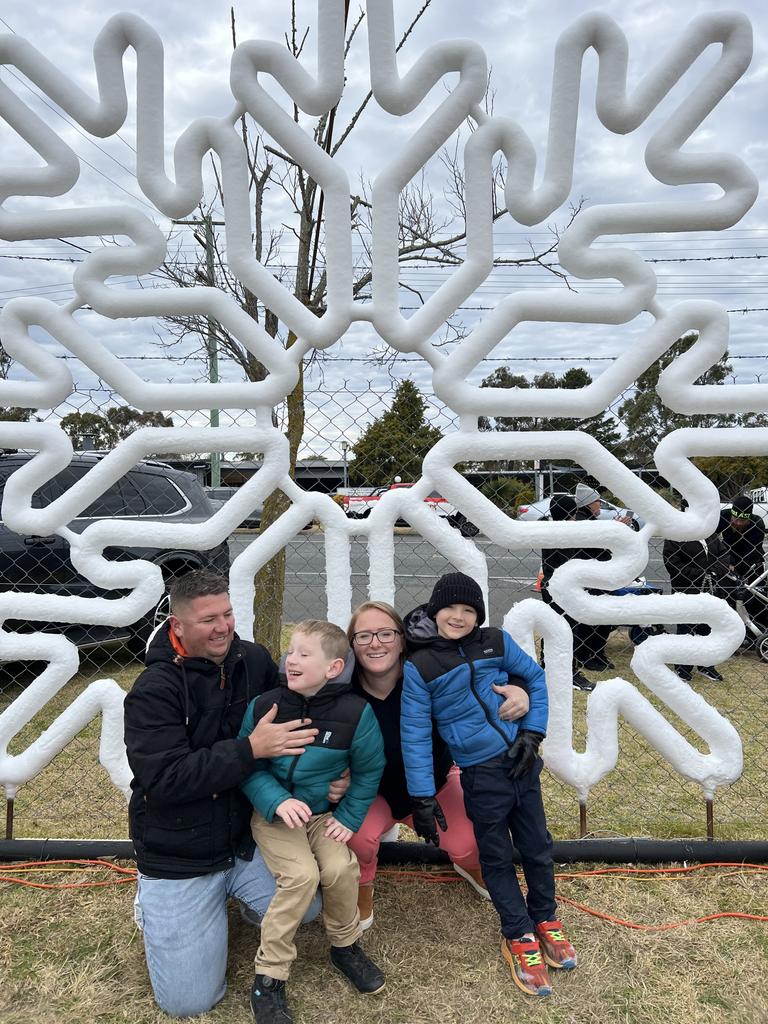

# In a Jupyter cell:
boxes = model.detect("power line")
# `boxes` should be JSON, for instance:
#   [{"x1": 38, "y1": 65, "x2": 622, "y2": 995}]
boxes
[{"x1": 0, "y1": 14, "x2": 137, "y2": 154}]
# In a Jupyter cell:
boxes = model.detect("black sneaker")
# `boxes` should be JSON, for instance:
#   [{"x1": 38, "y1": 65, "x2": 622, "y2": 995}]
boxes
[
  {"x1": 572, "y1": 672, "x2": 596, "y2": 692},
  {"x1": 580, "y1": 657, "x2": 613, "y2": 672},
  {"x1": 330, "y1": 942, "x2": 385, "y2": 994},
  {"x1": 698, "y1": 666, "x2": 724, "y2": 682},
  {"x1": 675, "y1": 665, "x2": 694, "y2": 682},
  {"x1": 250, "y1": 975, "x2": 293, "y2": 1024}
]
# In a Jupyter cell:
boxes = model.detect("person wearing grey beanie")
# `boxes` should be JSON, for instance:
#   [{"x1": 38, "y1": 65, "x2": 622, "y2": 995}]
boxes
[{"x1": 574, "y1": 483, "x2": 600, "y2": 511}]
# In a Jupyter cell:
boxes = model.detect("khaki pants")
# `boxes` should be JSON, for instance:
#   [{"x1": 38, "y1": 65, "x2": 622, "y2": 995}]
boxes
[{"x1": 251, "y1": 810, "x2": 361, "y2": 980}]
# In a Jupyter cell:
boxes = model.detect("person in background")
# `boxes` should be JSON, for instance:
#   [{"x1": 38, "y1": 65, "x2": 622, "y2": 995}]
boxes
[
  {"x1": 569, "y1": 484, "x2": 616, "y2": 672},
  {"x1": 662, "y1": 497, "x2": 723, "y2": 682},
  {"x1": 346, "y1": 600, "x2": 531, "y2": 931},
  {"x1": 710, "y1": 495, "x2": 766, "y2": 584},
  {"x1": 540, "y1": 494, "x2": 594, "y2": 691}
]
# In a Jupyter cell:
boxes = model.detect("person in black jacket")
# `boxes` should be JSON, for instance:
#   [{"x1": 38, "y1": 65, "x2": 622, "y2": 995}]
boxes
[
  {"x1": 708, "y1": 495, "x2": 767, "y2": 640},
  {"x1": 540, "y1": 494, "x2": 594, "y2": 692},
  {"x1": 710, "y1": 495, "x2": 766, "y2": 584},
  {"x1": 662, "y1": 497, "x2": 723, "y2": 682},
  {"x1": 124, "y1": 570, "x2": 346, "y2": 1018}
]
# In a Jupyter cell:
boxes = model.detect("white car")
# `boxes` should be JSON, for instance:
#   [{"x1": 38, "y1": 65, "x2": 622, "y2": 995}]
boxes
[{"x1": 517, "y1": 493, "x2": 645, "y2": 528}]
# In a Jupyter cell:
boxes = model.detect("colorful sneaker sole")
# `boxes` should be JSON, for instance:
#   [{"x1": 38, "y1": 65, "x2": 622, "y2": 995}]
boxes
[{"x1": 501, "y1": 939, "x2": 552, "y2": 997}]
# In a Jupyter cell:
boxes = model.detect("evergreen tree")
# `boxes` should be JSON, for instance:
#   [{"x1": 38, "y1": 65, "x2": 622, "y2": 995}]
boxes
[
  {"x1": 478, "y1": 366, "x2": 623, "y2": 453},
  {"x1": 618, "y1": 333, "x2": 734, "y2": 467},
  {"x1": 349, "y1": 380, "x2": 442, "y2": 486}
]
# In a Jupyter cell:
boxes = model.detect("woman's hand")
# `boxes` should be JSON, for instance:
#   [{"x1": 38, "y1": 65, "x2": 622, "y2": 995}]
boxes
[
  {"x1": 324, "y1": 816, "x2": 353, "y2": 843},
  {"x1": 493, "y1": 683, "x2": 529, "y2": 721}
]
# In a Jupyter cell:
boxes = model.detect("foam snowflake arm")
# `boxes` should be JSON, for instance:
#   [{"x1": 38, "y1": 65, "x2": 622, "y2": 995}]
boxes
[{"x1": 501, "y1": 631, "x2": 548, "y2": 736}]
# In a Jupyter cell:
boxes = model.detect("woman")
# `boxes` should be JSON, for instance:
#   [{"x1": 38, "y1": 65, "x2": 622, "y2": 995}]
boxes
[{"x1": 346, "y1": 600, "x2": 530, "y2": 929}]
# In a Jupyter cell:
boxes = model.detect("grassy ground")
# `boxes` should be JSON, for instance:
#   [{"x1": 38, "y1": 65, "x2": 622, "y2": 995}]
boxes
[
  {"x1": 2, "y1": 633, "x2": 768, "y2": 1022},
  {"x1": 1, "y1": 859, "x2": 767, "y2": 1024}
]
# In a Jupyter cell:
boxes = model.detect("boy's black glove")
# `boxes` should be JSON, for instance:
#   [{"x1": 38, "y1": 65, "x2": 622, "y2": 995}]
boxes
[
  {"x1": 505, "y1": 730, "x2": 542, "y2": 779},
  {"x1": 410, "y1": 796, "x2": 448, "y2": 846}
]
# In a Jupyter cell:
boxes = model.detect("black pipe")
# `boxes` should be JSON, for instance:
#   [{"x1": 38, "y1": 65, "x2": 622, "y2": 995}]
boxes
[{"x1": 2, "y1": 837, "x2": 768, "y2": 864}]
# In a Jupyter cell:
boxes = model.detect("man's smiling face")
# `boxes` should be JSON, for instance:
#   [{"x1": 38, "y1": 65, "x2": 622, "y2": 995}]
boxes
[{"x1": 170, "y1": 591, "x2": 235, "y2": 664}]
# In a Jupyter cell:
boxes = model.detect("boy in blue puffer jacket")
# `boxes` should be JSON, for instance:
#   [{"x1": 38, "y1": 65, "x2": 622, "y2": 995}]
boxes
[
  {"x1": 402, "y1": 573, "x2": 577, "y2": 998},
  {"x1": 239, "y1": 620, "x2": 386, "y2": 1024}
]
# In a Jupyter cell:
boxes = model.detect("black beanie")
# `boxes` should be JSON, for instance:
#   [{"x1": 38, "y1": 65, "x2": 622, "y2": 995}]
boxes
[
  {"x1": 731, "y1": 495, "x2": 754, "y2": 517},
  {"x1": 549, "y1": 495, "x2": 577, "y2": 521},
  {"x1": 426, "y1": 572, "x2": 485, "y2": 623}
]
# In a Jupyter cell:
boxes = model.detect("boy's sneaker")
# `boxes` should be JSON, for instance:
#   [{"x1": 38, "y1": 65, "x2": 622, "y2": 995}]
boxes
[
  {"x1": 330, "y1": 942, "x2": 385, "y2": 994},
  {"x1": 535, "y1": 919, "x2": 578, "y2": 970},
  {"x1": 250, "y1": 974, "x2": 293, "y2": 1024},
  {"x1": 501, "y1": 936, "x2": 552, "y2": 997},
  {"x1": 452, "y1": 863, "x2": 491, "y2": 899}
]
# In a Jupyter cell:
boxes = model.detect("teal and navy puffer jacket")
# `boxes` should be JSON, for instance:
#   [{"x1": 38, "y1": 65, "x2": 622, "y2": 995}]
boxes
[
  {"x1": 401, "y1": 608, "x2": 548, "y2": 797},
  {"x1": 238, "y1": 656, "x2": 385, "y2": 832}
]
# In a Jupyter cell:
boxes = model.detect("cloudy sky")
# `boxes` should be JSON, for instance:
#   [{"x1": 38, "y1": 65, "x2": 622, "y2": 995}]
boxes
[{"x1": 0, "y1": 0, "x2": 765, "y2": 453}]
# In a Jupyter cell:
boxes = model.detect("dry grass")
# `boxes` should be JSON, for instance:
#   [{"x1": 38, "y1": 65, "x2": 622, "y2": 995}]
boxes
[
  {"x1": 2, "y1": 861, "x2": 767, "y2": 1024},
  {"x1": 2, "y1": 630, "x2": 768, "y2": 1022}
]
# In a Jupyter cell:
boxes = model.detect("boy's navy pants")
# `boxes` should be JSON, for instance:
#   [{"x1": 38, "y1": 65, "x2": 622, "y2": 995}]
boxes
[{"x1": 460, "y1": 754, "x2": 556, "y2": 939}]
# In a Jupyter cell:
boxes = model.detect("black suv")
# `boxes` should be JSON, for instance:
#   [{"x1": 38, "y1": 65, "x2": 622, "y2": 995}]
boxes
[{"x1": 0, "y1": 453, "x2": 230, "y2": 652}]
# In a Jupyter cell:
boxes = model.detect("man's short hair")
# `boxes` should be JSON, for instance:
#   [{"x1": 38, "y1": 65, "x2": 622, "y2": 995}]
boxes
[
  {"x1": 292, "y1": 619, "x2": 350, "y2": 662},
  {"x1": 169, "y1": 570, "x2": 230, "y2": 613}
]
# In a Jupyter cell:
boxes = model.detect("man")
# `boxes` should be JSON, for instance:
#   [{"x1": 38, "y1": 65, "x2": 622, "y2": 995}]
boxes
[
  {"x1": 710, "y1": 495, "x2": 766, "y2": 583},
  {"x1": 569, "y1": 484, "x2": 616, "y2": 673},
  {"x1": 709, "y1": 496, "x2": 766, "y2": 636},
  {"x1": 124, "y1": 570, "x2": 344, "y2": 1018},
  {"x1": 663, "y1": 496, "x2": 723, "y2": 682},
  {"x1": 540, "y1": 494, "x2": 594, "y2": 691}
]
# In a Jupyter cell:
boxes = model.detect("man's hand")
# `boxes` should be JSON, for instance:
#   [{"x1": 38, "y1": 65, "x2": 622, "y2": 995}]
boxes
[
  {"x1": 504, "y1": 730, "x2": 542, "y2": 780},
  {"x1": 324, "y1": 816, "x2": 353, "y2": 844},
  {"x1": 493, "y1": 683, "x2": 529, "y2": 722},
  {"x1": 327, "y1": 767, "x2": 350, "y2": 804},
  {"x1": 248, "y1": 703, "x2": 318, "y2": 759},
  {"x1": 276, "y1": 798, "x2": 313, "y2": 828},
  {"x1": 410, "y1": 796, "x2": 448, "y2": 846}
]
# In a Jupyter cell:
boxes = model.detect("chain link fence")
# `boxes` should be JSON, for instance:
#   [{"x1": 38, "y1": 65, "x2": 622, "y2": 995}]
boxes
[{"x1": 1, "y1": 352, "x2": 766, "y2": 846}]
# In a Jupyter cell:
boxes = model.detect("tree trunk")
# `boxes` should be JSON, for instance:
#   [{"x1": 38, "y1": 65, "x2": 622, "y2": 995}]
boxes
[{"x1": 252, "y1": 332, "x2": 305, "y2": 658}]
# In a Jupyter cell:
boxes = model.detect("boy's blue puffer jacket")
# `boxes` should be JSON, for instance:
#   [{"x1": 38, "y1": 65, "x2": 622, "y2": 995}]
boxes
[{"x1": 401, "y1": 608, "x2": 548, "y2": 798}]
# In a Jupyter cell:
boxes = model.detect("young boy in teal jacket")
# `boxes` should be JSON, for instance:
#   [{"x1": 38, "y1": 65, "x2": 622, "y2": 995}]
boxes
[
  {"x1": 238, "y1": 620, "x2": 386, "y2": 1024},
  {"x1": 402, "y1": 573, "x2": 578, "y2": 999}
]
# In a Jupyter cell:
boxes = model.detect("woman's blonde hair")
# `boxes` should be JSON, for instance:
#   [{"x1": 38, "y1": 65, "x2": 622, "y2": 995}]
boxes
[{"x1": 347, "y1": 601, "x2": 406, "y2": 671}]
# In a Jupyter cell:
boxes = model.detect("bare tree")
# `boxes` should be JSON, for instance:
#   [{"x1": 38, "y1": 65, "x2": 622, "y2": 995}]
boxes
[{"x1": 156, "y1": 2, "x2": 574, "y2": 655}]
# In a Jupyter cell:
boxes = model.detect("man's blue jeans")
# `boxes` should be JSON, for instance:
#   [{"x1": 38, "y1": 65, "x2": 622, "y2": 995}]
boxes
[{"x1": 133, "y1": 852, "x2": 321, "y2": 1017}]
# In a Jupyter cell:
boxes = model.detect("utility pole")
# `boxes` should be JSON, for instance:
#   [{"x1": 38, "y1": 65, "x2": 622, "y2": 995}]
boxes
[
  {"x1": 171, "y1": 214, "x2": 224, "y2": 488},
  {"x1": 341, "y1": 440, "x2": 349, "y2": 489}
]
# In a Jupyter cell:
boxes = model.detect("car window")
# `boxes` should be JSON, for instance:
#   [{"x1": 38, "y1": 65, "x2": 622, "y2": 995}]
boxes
[{"x1": 130, "y1": 472, "x2": 188, "y2": 515}]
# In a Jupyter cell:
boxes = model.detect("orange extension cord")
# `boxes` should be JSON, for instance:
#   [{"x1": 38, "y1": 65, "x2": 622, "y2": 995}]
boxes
[{"x1": 1, "y1": 859, "x2": 767, "y2": 932}]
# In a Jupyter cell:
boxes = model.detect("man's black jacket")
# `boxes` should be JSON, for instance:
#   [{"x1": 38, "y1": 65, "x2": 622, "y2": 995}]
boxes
[{"x1": 124, "y1": 627, "x2": 278, "y2": 878}]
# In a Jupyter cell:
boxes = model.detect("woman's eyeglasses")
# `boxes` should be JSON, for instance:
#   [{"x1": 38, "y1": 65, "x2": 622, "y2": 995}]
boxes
[{"x1": 351, "y1": 629, "x2": 402, "y2": 646}]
